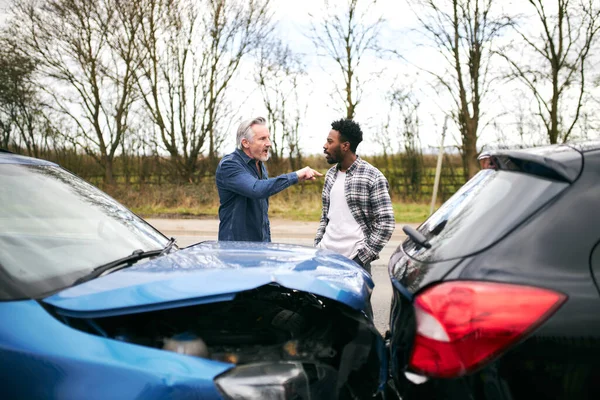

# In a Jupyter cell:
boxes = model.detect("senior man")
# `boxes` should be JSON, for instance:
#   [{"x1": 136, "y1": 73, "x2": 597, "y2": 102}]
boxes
[{"x1": 216, "y1": 116, "x2": 322, "y2": 242}]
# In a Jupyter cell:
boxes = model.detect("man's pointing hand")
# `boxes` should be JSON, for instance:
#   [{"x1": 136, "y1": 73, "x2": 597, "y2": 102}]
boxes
[{"x1": 295, "y1": 166, "x2": 324, "y2": 181}]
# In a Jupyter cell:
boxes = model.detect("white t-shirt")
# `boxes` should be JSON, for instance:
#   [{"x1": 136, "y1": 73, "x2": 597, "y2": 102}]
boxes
[{"x1": 317, "y1": 171, "x2": 365, "y2": 259}]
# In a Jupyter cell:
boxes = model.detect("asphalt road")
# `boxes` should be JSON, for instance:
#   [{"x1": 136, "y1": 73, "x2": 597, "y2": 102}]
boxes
[{"x1": 146, "y1": 218, "x2": 417, "y2": 335}]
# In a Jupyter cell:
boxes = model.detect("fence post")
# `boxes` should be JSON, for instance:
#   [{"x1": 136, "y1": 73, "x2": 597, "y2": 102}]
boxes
[{"x1": 430, "y1": 117, "x2": 448, "y2": 215}]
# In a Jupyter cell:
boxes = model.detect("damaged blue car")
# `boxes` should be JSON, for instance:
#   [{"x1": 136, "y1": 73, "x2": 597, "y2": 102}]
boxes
[{"x1": 0, "y1": 149, "x2": 386, "y2": 400}]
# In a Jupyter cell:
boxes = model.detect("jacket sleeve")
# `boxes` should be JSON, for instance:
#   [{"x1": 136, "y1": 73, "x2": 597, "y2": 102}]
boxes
[
  {"x1": 356, "y1": 174, "x2": 395, "y2": 264},
  {"x1": 216, "y1": 158, "x2": 298, "y2": 199}
]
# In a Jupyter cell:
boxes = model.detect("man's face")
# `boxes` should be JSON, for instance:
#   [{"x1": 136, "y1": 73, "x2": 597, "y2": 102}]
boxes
[
  {"x1": 243, "y1": 124, "x2": 271, "y2": 162},
  {"x1": 479, "y1": 157, "x2": 494, "y2": 169},
  {"x1": 323, "y1": 129, "x2": 346, "y2": 165}
]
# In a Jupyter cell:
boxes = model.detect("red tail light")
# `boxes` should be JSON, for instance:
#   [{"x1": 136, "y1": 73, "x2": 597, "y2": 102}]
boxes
[{"x1": 409, "y1": 281, "x2": 566, "y2": 378}]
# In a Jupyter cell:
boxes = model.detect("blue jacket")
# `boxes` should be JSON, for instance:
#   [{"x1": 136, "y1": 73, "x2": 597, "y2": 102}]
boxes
[{"x1": 216, "y1": 149, "x2": 298, "y2": 241}]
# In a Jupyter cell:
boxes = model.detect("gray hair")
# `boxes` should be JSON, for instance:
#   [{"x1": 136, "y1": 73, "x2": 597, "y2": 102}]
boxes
[{"x1": 237, "y1": 117, "x2": 266, "y2": 150}]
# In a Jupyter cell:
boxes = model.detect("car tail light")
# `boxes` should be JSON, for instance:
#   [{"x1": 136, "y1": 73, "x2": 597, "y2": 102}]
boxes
[{"x1": 409, "y1": 281, "x2": 566, "y2": 378}]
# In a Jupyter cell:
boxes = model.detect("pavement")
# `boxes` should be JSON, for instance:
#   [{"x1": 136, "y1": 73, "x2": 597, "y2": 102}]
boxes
[{"x1": 146, "y1": 218, "x2": 418, "y2": 334}]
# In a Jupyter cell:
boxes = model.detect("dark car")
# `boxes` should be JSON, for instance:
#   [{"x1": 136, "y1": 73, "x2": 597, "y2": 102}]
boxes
[
  {"x1": 0, "y1": 149, "x2": 385, "y2": 400},
  {"x1": 388, "y1": 141, "x2": 600, "y2": 399}
]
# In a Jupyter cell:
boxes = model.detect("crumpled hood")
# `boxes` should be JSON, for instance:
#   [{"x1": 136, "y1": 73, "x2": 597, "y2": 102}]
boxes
[{"x1": 44, "y1": 241, "x2": 373, "y2": 317}]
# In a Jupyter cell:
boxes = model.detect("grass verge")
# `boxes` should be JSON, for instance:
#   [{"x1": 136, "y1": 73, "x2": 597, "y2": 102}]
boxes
[{"x1": 107, "y1": 183, "x2": 433, "y2": 223}]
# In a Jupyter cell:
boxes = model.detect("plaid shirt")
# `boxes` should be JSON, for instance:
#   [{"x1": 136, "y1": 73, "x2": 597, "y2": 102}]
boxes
[{"x1": 315, "y1": 157, "x2": 395, "y2": 264}]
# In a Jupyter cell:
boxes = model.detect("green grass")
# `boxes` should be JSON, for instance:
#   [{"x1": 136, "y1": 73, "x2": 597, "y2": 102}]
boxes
[
  {"x1": 133, "y1": 199, "x2": 431, "y2": 223},
  {"x1": 393, "y1": 202, "x2": 432, "y2": 223},
  {"x1": 132, "y1": 205, "x2": 220, "y2": 219},
  {"x1": 107, "y1": 181, "x2": 435, "y2": 223}
]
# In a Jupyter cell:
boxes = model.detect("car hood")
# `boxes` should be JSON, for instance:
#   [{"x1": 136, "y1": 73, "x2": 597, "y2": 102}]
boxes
[{"x1": 43, "y1": 241, "x2": 373, "y2": 317}]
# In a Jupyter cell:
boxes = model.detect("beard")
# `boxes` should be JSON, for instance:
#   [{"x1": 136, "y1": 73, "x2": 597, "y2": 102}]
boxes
[
  {"x1": 325, "y1": 148, "x2": 341, "y2": 164},
  {"x1": 256, "y1": 150, "x2": 270, "y2": 162}
]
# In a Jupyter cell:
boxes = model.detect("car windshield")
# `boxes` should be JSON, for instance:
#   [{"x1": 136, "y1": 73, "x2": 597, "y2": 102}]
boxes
[{"x1": 0, "y1": 163, "x2": 168, "y2": 299}]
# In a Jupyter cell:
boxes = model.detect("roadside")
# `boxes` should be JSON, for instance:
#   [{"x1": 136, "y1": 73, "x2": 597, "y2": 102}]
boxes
[
  {"x1": 146, "y1": 218, "x2": 419, "y2": 334},
  {"x1": 145, "y1": 218, "x2": 417, "y2": 267}
]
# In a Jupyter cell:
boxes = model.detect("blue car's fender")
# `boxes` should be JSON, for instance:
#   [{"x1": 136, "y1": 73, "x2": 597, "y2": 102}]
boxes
[{"x1": 0, "y1": 300, "x2": 233, "y2": 400}]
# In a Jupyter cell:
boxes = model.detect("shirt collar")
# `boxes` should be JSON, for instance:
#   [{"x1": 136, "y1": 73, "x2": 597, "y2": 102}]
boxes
[
  {"x1": 236, "y1": 148, "x2": 253, "y2": 164},
  {"x1": 236, "y1": 148, "x2": 264, "y2": 172},
  {"x1": 238, "y1": 148, "x2": 264, "y2": 167},
  {"x1": 337, "y1": 156, "x2": 361, "y2": 175}
]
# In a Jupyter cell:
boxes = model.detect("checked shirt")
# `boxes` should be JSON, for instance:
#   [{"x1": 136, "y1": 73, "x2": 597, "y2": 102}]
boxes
[{"x1": 315, "y1": 157, "x2": 395, "y2": 264}]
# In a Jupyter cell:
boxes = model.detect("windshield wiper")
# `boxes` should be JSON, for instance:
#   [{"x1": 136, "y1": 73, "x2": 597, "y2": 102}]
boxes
[
  {"x1": 72, "y1": 238, "x2": 178, "y2": 286},
  {"x1": 159, "y1": 237, "x2": 177, "y2": 256}
]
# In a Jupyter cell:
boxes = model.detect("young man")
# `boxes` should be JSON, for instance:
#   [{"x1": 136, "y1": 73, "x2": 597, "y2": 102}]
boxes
[
  {"x1": 315, "y1": 118, "x2": 395, "y2": 274},
  {"x1": 216, "y1": 116, "x2": 322, "y2": 242}
]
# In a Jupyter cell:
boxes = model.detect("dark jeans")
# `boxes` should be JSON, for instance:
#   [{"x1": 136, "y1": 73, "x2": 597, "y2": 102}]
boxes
[
  {"x1": 352, "y1": 256, "x2": 372, "y2": 275},
  {"x1": 352, "y1": 256, "x2": 374, "y2": 318}
]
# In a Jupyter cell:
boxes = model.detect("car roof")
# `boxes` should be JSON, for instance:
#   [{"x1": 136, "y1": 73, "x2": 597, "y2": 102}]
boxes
[
  {"x1": 0, "y1": 150, "x2": 58, "y2": 166},
  {"x1": 571, "y1": 140, "x2": 600, "y2": 153},
  {"x1": 488, "y1": 142, "x2": 590, "y2": 183}
]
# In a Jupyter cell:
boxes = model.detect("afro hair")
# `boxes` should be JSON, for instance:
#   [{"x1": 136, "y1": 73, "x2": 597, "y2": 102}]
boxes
[{"x1": 331, "y1": 118, "x2": 363, "y2": 153}]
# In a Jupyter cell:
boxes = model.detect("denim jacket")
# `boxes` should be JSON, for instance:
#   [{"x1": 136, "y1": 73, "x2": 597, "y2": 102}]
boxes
[{"x1": 216, "y1": 149, "x2": 298, "y2": 241}]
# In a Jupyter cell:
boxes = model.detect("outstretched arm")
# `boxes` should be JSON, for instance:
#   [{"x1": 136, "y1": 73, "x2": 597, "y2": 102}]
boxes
[{"x1": 217, "y1": 161, "x2": 322, "y2": 199}]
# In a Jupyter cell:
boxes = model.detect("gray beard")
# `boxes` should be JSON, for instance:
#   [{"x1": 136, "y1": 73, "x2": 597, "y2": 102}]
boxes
[{"x1": 257, "y1": 153, "x2": 270, "y2": 162}]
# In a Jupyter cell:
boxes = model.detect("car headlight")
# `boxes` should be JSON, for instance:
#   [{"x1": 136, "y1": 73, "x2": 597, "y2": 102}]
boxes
[{"x1": 214, "y1": 362, "x2": 337, "y2": 400}]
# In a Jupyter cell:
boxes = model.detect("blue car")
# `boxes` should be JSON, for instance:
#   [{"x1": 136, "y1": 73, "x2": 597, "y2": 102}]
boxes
[{"x1": 0, "y1": 149, "x2": 386, "y2": 400}]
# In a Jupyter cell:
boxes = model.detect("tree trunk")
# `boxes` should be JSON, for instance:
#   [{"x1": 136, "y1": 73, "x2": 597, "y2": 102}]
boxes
[
  {"x1": 104, "y1": 157, "x2": 114, "y2": 184},
  {"x1": 462, "y1": 124, "x2": 479, "y2": 179}
]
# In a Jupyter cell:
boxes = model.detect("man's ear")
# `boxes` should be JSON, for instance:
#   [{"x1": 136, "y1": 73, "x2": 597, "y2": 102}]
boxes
[{"x1": 241, "y1": 138, "x2": 249, "y2": 149}]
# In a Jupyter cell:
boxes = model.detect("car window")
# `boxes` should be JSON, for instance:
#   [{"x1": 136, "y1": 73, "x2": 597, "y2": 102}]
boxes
[
  {"x1": 403, "y1": 169, "x2": 569, "y2": 262},
  {"x1": 0, "y1": 164, "x2": 167, "y2": 299}
]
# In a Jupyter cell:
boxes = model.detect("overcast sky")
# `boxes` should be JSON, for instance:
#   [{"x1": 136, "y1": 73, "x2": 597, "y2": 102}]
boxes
[
  {"x1": 243, "y1": 0, "x2": 448, "y2": 156},
  {"x1": 1, "y1": 0, "x2": 597, "y2": 157}
]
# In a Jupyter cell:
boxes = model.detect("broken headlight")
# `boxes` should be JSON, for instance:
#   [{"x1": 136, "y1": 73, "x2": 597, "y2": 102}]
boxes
[{"x1": 214, "y1": 361, "x2": 337, "y2": 400}]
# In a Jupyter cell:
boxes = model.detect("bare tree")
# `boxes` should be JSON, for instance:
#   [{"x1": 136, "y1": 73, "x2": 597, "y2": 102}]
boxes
[
  {"x1": 309, "y1": 0, "x2": 384, "y2": 120},
  {"x1": 135, "y1": 0, "x2": 273, "y2": 179},
  {"x1": 255, "y1": 40, "x2": 306, "y2": 173},
  {"x1": 409, "y1": 0, "x2": 508, "y2": 179},
  {"x1": 201, "y1": 0, "x2": 273, "y2": 165},
  {"x1": 135, "y1": 0, "x2": 206, "y2": 181},
  {"x1": 0, "y1": 37, "x2": 47, "y2": 156},
  {"x1": 389, "y1": 88, "x2": 424, "y2": 201},
  {"x1": 498, "y1": 0, "x2": 600, "y2": 144},
  {"x1": 10, "y1": 0, "x2": 143, "y2": 183}
]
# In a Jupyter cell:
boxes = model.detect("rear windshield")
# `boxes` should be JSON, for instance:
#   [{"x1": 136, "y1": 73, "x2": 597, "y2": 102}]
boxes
[{"x1": 403, "y1": 169, "x2": 569, "y2": 262}]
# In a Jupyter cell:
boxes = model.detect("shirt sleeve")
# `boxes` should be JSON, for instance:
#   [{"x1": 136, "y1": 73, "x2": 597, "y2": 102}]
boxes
[
  {"x1": 314, "y1": 208, "x2": 328, "y2": 246},
  {"x1": 314, "y1": 169, "x2": 333, "y2": 246},
  {"x1": 356, "y1": 174, "x2": 395, "y2": 264},
  {"x1": 216, "y1": 158, "x2": 298, "y2": 199}
]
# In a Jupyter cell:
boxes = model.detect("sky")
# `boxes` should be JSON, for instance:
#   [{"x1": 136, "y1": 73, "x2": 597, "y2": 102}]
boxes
[
  {"x1": 244, "y1": 0, "x2": 430, "y2": 156},
  {"x1": 243, "y1": 0, "x2": 600, "y2": 156},
  {"x1": 1, "y1": 0, "x2": 598, "y2": 157},
  {"x1": 232, "y1": 0, "x2": 525, "y2": 156}
]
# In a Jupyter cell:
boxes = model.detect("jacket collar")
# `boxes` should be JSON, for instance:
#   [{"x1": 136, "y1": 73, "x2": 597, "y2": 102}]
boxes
[
  {"x1": 236, "y1": 148, "x2": 264, "y2": 178},
  {"x1": 236, "y1": 148, "x2": 254, "y2": 165}
]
